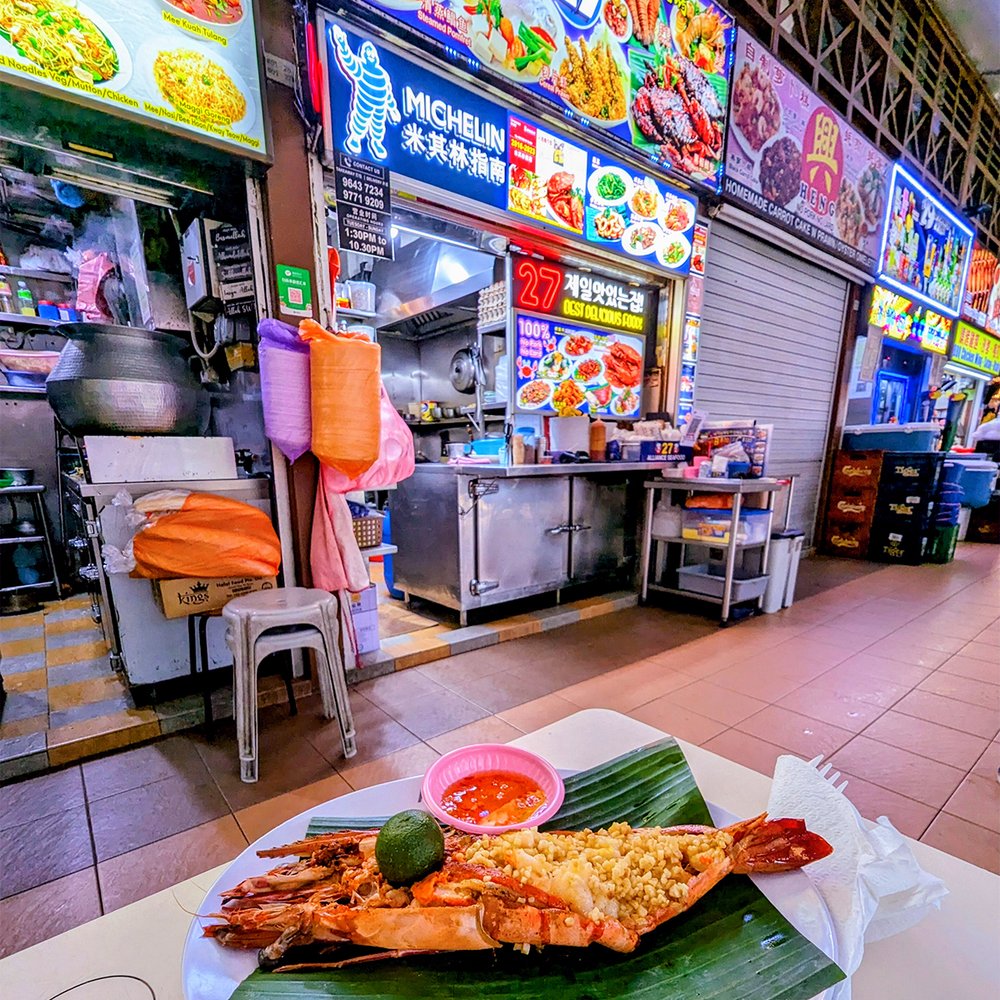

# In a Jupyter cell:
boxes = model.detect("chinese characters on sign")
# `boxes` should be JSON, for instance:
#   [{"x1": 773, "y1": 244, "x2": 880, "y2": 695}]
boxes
[
  {"x1": 877, "y1": 164, "x2": 974, "y2": 318},
  {"x1": 951, "y1": 322, "x2": 1000, "y2": 376},
  {"x1": 323, "y1": 20, "x2": 697, "y2": 278},
  {"x1": 724, "y1": 28, "x2": 890, "y2": 272},
  {"x1": 869, "y1": 285, "x2": 951, "y2": 356},
  {"x1": 334, "y1": 153, "x2": 393, "y2": 259}
]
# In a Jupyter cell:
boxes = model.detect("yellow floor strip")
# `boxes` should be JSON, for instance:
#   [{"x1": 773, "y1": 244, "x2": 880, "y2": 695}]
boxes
[
  {"x1": 4, "y1": 668, "x2": 46, "y2": 693},
  {"x1": 45, "y1": 639, "x2": 109, "y2": 668},
  {"x1": 47, "y1": 674, "x2": 126, "y2": 712},
  {"x1": 44, "y1": 616, "x2": 102, "y2": 637},
  {"x1": 0, "y1": 715, "x2": 49, "y2": 740},
  {"x1": 46, "y1": 709, "x2": 160, "y2": 767},
  {"x1": 0, "y1": 635, "x2": 45, "y2": 657},
  {"x1": 0, "y1": 612, "x2": 43, "y2": 631}
]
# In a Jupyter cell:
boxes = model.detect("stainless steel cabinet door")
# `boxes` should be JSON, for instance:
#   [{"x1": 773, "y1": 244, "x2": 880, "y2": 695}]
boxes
[
  {"x1": 474, "y1": 477, "x2": 570, "y2": 598},
  {"x1": 570, "y1": 476, "x2": 629, "y2": 580}
]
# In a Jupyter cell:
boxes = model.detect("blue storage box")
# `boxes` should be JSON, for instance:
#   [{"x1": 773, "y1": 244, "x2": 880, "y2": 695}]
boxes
[{"x1": 843, "y1": 423, "x2": 941, "y2": 452}]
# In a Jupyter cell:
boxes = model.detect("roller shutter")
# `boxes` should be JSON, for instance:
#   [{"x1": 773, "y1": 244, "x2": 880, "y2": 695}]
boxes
[{"x1": 697, "y1": 221, "x2": 850, "y2": 543}]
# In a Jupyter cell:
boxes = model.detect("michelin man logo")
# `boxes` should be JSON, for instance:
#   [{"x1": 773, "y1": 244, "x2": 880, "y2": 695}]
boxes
[{"x1": 331, "y1": 25, "x2": 400, "y2": 161}]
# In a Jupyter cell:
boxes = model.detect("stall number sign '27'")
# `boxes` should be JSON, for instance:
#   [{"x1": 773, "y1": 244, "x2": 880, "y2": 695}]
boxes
[{"x1": 328, "y1": 23, "x2": 508, "y2": 211}]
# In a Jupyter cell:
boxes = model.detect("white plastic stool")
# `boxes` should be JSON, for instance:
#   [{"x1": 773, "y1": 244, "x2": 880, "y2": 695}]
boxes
[{"x1": 222, "y1": 587, "x2": 356, "y2": 782}]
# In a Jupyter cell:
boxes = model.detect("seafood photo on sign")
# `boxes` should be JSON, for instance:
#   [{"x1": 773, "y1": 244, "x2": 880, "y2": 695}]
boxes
[{"x1": 508, "y1": 118, "x2": 587, "y2": 234}]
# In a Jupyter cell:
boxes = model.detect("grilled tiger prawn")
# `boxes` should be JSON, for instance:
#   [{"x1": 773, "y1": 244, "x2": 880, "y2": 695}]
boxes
[{"x1": 203, "y1": 814, "x2": 832, "y2": 966}]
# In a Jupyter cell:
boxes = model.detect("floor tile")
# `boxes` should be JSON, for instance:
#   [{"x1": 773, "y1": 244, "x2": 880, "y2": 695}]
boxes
[
  {"x1": 82, "y1": 736, "x2": 213, "y2": 801},
  {"x1": 942, "y1": 773, "x2": 1000, "y2": 833},
  {"x1": 47, "y1": 674, "x2": 125, "y2": 712},
  {"x1": 735, "y1": 705, "x2": 854, "y2": 759},
  {"x1": 829, "y1": 736, "x2": 965, "y2": 808},
  {"x1": 958, "y1": 641, "x2": 998, "y2": 665},
  {"x1": 970, "y1": 740, "x2": 1000, "y2": 781},
  {"x1": 0, "y1": 635, "x2": 44, "y2": 657},
  {"x1": 920, "y1": 813, "x2": 999, "y2": 874},
  {"x1": 46, "y1": 710, "x2": 161, "y2": 767},
  {"x1": 0, "y1": 611, "x2": 43, "y2": 632},
  {"x1": 384, "y1": 687, "x2": 490, "y2": 741},
  {"x1": 338, "y1": 742, "x2": 440, "y2": 791},
  {"x1": 669, "y1": 680, "x2": 770, "y2": 726},
  {"x1": 861, "y1": 711, "x2": 989, "y2": 770},
  {"x1": 45, "y1": 657, "x2": 118, "y2": 685},
  {"x1": 44, "y1": 615, "x2": 99, "y2": 636},
  {"x1": 831, "y1": 652, "x2": 934, "y2": 687},
  {"x1": 627, "y1": 698, "x2": 727, "y2": 745},
  {"x1": 887, "y1": 629, "x2": 968, "y2": 655},
  {"x1": 49, "y1": 694, "x2": 135, "y2": 730},
  {"x1": 709, "y1": 662, "x2": 806, "y2": 701},
  {"x1": 915, "y1": 615, "x2": 991, "y2": 641},
  {"x1": 98, "y1": 815, "x2": 248, "y2": 911},
  {"x1": 558, "y1": 662, "x2": 688, "y2": 713},
  {"x1": 859, "y1": 638, "x2": 951, "y2": 670},
  {"x1": 417, "y1": 652, "x2": 512, "y2": 691},
  {"x1": 87, "y1": 772, "x2": 230, "y2": 862},
  {"x1": 235, "y1": 773, "x2": 353, "y2": 843},
  {"x1": 1, "y1": 690, "x2": 48, "y2": 723},
  {"x1": 426, "y1": 716, "x2": 523, "y2": 755},
  {"x1": 3, "y1": 668, "x2": 46, "y2": 693},
  {"x1": 45, "y1": 639, "x2": 109, "y2": 668},
  {"x1": 917, "y1": 672, "x2": 1000, "y2": 711},
  {"x1": 806, "y1": 668, "x2": 911, "y2": 709},
  {"x1": 939, "y1": 654, "x2": 1000, "y2": 685},
  {"x1": 356, "y1": 669, "x2": 446, "y2": 717},
  {"x1": 44, "y1": 627, "x2": 106, "y2": 650},
  {"x1": 797, "y1": 625, "x2": 876, "y2": 653},
  {"x1": 776, "y1": 685, "x2": 886, "y2": 734},
  {"x1": 0, "y1": 731, "x2": 46, "y2": 765},
  {"x1": 458, "y1": 666, "x2": 565, "y2": 714},
  {"x1": 496, "y1": 694, "x2": 580, "y2": 733},
  {"x1": 0, "y1": 765, "x2": 84, "y2": 831},
  {"x1": 831, "y1": 771, "x2": 937, "y2": 839},
  {"x1": 701, "y1": 729, "x2": 790, "y2": 777},
  {"x1": 0, "y1": 804, "x2": 93, "y2": 898},
  {"x1": 0, "y1": 651, "x2": 45, "y2": 673},
  {"x1": 891, "y1": 689, "x2": 1000, "y2": 739},
  {"x1": 0, "y1": 867, "x2": 101, "y2": 959},
  {"x1": 308, "y1": 693, "x2": 421, "y2": 768}
]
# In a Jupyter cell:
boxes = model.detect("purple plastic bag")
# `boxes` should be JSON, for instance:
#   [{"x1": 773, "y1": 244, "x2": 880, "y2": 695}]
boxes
[{"x1": 258, "y1": 319, "x2": 311, "y2": 462}]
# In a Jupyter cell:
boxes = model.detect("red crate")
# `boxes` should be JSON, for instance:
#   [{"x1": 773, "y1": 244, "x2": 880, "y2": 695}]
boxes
[
  {"x1": 832, "y1": 450, "x2": 883, "y2": 490},
  {"x1": 823, "y1": 520, "x2": 871, "y2": 558},
  {"x1": 827, "y1": 488, "x2": 878, "y2": 525}
]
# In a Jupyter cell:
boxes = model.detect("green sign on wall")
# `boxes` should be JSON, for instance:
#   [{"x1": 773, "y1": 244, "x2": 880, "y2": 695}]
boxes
[{"x1": 275, "y1": 264, "x2": 313, "y2": 319}]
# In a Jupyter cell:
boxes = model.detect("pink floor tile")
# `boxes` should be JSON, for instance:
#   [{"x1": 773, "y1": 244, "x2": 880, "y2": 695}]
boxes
[
  {"x1": 776, "y1": 685, "x2": 887, "y2": 734},
  {"x1": 806, "y1": 668, "x2": 911, "y2": 709},
  {"x1": 970, "y1": 740, "x2": 1000, "y2": 781},
  {"x1": 627, "y1": 698, "x2": 727, "y2": 745},
  {"x1": 701, "y1": 729, "x2": 790, "y2": 777},
  {"x1": 861, "y1": 711, "x2": 990, "y2": 770},
  {"x1": 942, "y1": 773, "x2": 1000, "y2": 833},
  {"x1": 890, "y1": 629, "x2": 969, "y2": 655},
  {"x1": 916, "y1": 614, "x2": 992, "y2": 641},
  {"x1": 668, "y1": 680, "x2": 769, "y2": 726},
  {"x1": 832, "y1": 771, "x2": 937, "y2": 839},
  {"x1": 920, "y1": 813, "x2": 1000, "y2": 874},
  {"x1": 831, "y1": 652, "x2": 934, "y2": 687},
  {"x1": 830, "y1": 735, "x2": 965, "y2": 808},
  {"x1": 958, "y1": 641, "x2": 999, "y2": 664},
  {"x1": 859, "y1": 638, "x2": 952, "y2": 670},
  {"x1": 939, "y1": 654, "x2": 1000, "y2": 685},
  {"x1": 710, "y1": 662, "x2": 805, "y2": 701},
  {"x1": 794, "y1": 626, "x2": 876, "y2": 653},
  {"x1": 735, "y1": 705, "x2": 854, "y2": 758},
  {"x1": 892, "y1": 689, "x2": 1000, "y2": 739},
  {"x1": 917, "y1": 672, "x2": 1000, "y2": 711}
]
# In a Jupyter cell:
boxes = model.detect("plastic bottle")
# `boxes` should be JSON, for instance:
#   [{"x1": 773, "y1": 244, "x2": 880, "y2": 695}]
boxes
[
  {"x1": 16, "y1": 281, "x2": 36, "y2": 316},
  {"x1": 589, "y1": 418, "x2": 607, "y2": 462},
  {"x1": 0, "y1": 276, "x2": 14, "y2": 313}
]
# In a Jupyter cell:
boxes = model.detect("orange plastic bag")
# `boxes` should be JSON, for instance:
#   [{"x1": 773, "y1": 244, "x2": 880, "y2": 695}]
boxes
[
  {"x1": 300, "y1": 319, "x2": 381, "y2": 478},
  {"x1": 131, "y1": 491, "x2": 281, "y2": 579}
]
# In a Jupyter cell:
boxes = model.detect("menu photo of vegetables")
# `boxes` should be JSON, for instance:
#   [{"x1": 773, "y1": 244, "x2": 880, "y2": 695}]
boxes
[
  {"x1": 585, "y1": 150, "x2": 697, "y2": 274},
  {"x1": 0, "y1": 0, "x2": 265, "y2": 158},
  {"x1": 515, "y1": 313, "x2": 644, "y2": 418},
  {"x1": 508, "y1": 116, "x2": 586, "y2": 234}
]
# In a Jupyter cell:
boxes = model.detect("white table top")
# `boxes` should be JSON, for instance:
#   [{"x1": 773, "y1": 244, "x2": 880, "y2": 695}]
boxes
[{"x1": 2, "y1": 709, "x2": 997, "y2": 1000}]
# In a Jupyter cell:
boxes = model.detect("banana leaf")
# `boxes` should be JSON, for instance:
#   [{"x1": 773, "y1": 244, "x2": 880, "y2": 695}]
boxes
[{"x1": 232, "y1": 739, "x2": 844, "y2": 1000}]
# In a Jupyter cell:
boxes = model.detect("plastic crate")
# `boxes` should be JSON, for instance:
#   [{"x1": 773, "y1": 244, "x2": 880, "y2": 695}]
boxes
[
  {"x1": 874, "y1": 489, "x2": 931, "y2": 524},
  {"x1": 842, "y1": 423, "x2": 941, "y2": 452},
  {"x1": 827, "y1": 488, "x2": 878, "y2": 525},
  {"x1": 676, "y1": 564, "x2": 770, "y2": 602},
  {"x1": 352, "y1": 514, "x2": 384, "y2": 549},
  {"x1": 927, "y1": 525, "x2": 959, "y2": 564},
  {"x1": 822, "y1": 520, "x2": 870, "y2": 558},
  {"x1": 880, "y1": 453, "x2": 941, "y2": 490},
  {"x1": 869, "y1": 525, "x2": 925, "y2": 565},
  {"x1": 832, "y1": 450, "x2": 883, "y2": 490}
]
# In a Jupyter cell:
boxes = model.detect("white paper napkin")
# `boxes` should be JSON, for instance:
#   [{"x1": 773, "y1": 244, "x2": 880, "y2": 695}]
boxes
[{"x1": 766, "y1": 755, "x2": 948, "y2": 1000}]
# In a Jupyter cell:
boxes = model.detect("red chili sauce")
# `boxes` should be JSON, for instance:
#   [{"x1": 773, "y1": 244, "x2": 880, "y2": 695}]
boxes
[{"x1": 440, "y1": 769, "x2": 547, "y2": 826}]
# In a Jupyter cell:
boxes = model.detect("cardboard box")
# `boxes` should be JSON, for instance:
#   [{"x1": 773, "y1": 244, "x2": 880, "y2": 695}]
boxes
[
  {"x1": 152, "y1": 576, "x2": 277, "y2": 619},
  {"x1": 348, "y1": 584, "x2": 379, "y2": 655}
]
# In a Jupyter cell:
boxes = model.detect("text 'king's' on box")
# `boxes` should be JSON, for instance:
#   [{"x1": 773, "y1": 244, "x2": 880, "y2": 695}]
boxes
[{"x1": 153, "y1": 576, "x2": 278, "y2": 619}]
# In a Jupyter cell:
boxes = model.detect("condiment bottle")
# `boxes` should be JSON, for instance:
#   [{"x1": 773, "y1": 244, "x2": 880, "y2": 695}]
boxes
[
  {"x1": 511, "y1": 433, "x2": 526, "y2": 465},
  {"x1": 0, "y1": 276, "x2": 14, "y2": 313},
  {"x1": 589, "y1": 418, "x2": 607, "y2": 462},
  {"x1": 16, "y1": 281, "x2": 36, "y2": 316}
]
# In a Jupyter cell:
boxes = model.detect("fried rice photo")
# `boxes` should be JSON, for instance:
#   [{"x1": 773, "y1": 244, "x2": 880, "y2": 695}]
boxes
[{"x1": 153, "y1": 48, "x2": 247, "y2": 125}]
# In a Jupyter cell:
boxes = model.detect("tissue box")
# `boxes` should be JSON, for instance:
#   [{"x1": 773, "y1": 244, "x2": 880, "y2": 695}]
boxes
[{"x1": 349, "y1": 584, "x2": 379, "y2": 655}]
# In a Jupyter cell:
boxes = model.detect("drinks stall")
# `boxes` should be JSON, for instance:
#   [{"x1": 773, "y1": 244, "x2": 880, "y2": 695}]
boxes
[{"x1": 308, "y1": 2, "x2": 734, "y2": 620}]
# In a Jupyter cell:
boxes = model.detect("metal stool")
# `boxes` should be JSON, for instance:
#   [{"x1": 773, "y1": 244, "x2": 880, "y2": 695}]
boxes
[{"x1": 222, "y1": 587, "x2": 356, "y2": 782}]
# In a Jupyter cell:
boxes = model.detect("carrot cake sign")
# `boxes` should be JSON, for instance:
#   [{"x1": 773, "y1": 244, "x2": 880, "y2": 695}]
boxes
[{"x1": 723, "y1": 28, "x2": 889, "y2": 272}]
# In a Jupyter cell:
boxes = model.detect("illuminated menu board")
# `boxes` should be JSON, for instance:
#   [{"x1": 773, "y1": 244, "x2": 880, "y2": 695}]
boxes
[
  {"x1": 870, "y1": 284, "x2": 951, "y2": 356},
  {"x1": 0, "y1": 0, "x2": 267, "y2": 158},
  {"x1": 951, "y1": 322, "x2": 1000, "y2": 376},
  {"x1": 358, "y1": 0, "x2": 735, "y2": 192},
  {"x1": 963, "y1": 243, "x2": 1000, "y2": 336},
  {"x1": 322, "y1": 18, "x2": 698, "y2": 277},
  {"x1": 877, "y1": 164, "x2": 974, "y2": 318}
]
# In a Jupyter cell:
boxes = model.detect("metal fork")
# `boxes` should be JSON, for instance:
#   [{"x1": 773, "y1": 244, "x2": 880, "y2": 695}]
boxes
[{"x1": 808, "y1": 755, "x2": 850, "y2": 795}]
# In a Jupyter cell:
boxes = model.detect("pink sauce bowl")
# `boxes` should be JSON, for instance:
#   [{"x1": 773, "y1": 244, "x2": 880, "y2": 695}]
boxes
[{"x1": 421, "y1": 744, "x2": 565, "y2": 835}]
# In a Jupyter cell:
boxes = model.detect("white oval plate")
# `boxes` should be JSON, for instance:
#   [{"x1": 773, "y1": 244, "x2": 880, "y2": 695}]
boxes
[{"x1": 183, "y1": 774, "x2": 839, "y2": 1000}]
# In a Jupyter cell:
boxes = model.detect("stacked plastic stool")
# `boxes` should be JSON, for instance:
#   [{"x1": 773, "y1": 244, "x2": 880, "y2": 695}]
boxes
[{"x1": 223, "y1": 587, "x2": 357, "y2": 782}]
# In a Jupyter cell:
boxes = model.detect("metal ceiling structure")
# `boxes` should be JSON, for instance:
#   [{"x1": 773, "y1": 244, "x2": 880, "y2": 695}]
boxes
[{"x1": 723, "y1": 0, "x2": 1000, "y2": 253}]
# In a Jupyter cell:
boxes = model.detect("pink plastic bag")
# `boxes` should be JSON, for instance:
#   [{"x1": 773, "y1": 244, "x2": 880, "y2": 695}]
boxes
[
  {"x1": 258, "y1": 319, "x2": 311, "y2": 462},
  {"x1": 320, "y1": 385, "x2": 415, "y2": 493},
  {"x1": 310, "y1": 477, "x2": 369, "y2": 594}
]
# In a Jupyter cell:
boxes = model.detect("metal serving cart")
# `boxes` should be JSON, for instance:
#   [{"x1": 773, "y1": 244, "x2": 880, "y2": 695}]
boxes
[{"x1": 639, "y1": 477, "x2": 786, "y2": 624}]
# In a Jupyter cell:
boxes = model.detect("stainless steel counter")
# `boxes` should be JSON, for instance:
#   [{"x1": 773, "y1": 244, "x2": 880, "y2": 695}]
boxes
[{"x1": 413, "y1": 462, "x2": 659, "y2": 477}]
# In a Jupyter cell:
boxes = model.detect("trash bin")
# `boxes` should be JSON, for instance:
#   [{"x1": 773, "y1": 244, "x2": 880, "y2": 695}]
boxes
[{"x1": 762, "y1": 529, "x2": 805, "y2": 613}]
